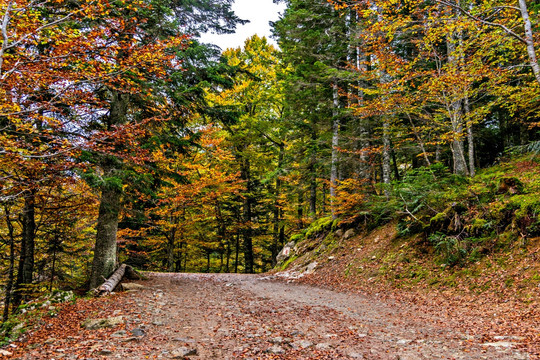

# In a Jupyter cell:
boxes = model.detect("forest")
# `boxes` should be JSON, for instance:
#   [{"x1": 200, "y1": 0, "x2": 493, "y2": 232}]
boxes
[{"x1": 1, "y1": 0, "x2": 539, "y2": 324}]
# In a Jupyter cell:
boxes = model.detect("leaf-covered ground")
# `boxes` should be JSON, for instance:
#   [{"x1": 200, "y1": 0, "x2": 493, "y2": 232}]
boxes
[
  {"x1": 282, "y1": 223, "x2": 540, "y2": 360},
  {"x1": 3, "y1": 272, "x2": 533, "y2": 359}
]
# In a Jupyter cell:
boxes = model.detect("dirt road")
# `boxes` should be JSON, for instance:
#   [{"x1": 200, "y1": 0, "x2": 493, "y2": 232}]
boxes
[{"x1": 13, "y1": 272, "x2": 531, "y2": 359}]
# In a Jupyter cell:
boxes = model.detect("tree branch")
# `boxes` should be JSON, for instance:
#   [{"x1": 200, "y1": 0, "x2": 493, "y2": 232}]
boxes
[{"x1": 435, "y1": 0, "x2": 527, "y2": 44}]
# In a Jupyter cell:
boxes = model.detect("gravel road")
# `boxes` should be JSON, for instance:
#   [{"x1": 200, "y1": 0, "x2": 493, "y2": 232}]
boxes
[
  {"x1": 118, "y1": 273, "x2": 529, "y2": 359},
  {"x1": 10, "y1": 272, "x2": 531, "y2": 359}
]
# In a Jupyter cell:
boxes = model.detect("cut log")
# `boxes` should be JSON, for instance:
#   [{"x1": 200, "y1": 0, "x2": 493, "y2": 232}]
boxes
[{"x1": 94, "y1": 264, "x2": 126, "y2": 296}]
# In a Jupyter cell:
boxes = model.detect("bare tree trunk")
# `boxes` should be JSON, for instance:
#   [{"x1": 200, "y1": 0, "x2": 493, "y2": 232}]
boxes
[
  {"x1": 297, "y1": 191, "x2": 304, "y2": 228},
  {"x1": 166, "y1": 232, "x2": 175, "y2": 272},
  {"x1": 272, "y1": 143, "x2": 284, "y2": 266},
  {"x1": 518, "y1": 0, "x2": 540, "y2": 86},
  {"x1": 241, "y1": 159, "x2": 254, "y2": 274},
  {"x1": 382, "y1": 117, "x2": 392, "y2": 192},
  {"x1": 330, "y1": 83, "x2": 340, "y2": 219},
  {"x1": 446, "y1": 31, "x2": 469, "y2": 176},
  {"x1": 309, "y1": 161, "x2": 317, "y2": 220},
  {"x1": 464, "y1": 96, "x2": 475, "y2": 177},
  {"x1": 3, "y1": 206, "x2": 16, "y2": 322},
  {"x1": 226, "y1": 241, "x2": 231, "y2": 272},
  {"x1": 234, "y1": 232, "x2": 240, "y2": 273},
  {"x1": 90, "y1": 90, "x2": 129, "y2": 289},
  {"x1": 49, "y1": 235, "x2": 58, "y2": 291},
  {"x1": 90, "y1": 181, "x2": 121, "y2": 289},
  {"x1": 13, "y1": 190, "x2": 36, "y2": 309},
  {"x1": 356, "y1": 18, "x2": 371, "y2": 181}
]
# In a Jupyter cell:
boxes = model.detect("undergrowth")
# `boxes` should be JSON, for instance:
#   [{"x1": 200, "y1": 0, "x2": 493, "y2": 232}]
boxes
[{"x1": 283, "y1": 155, "x2": 540, "y2": 273}]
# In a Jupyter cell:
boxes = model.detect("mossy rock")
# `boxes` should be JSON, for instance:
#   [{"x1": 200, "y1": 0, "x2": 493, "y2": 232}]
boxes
[
  {"x1": 497, "y1": 177, "x2": 524, "y2": 195},
  {"x1": 82, "y1": 316, "x2": 124, "y2": 330}
]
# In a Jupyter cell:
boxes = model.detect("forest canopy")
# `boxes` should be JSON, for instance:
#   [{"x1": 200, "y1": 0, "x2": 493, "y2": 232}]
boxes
[{"x1": 1, "y1": 0, "x2": 539, "y2": 320}]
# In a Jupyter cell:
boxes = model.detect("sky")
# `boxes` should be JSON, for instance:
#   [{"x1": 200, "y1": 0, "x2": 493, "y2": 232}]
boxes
[{"x1": 199, "y1": 0, "x2": 287, "y2": 50}]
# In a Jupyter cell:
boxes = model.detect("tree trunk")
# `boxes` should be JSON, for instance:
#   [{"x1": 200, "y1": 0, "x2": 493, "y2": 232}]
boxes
[
  {"x1": 382, "y1": 117, "x2": 391, "y2": 193},
  {"x1": 166, "y1": 230, "x2": 176, "y2": 272},
  {"x1": 297, "y1": 190, "x2": 304, "y2": 228},
  {"x1": 330, "y1": 82, "x2": 340, "y2": 219},
  {"x1": 446, "y1": 32, "x2": 468, "y2": 176},
  {"x1": 226, "y1": 241, "x2": 231, "y2": 273},
  {"x1": 234, "y1": 232, "x2": 240, "y2": 273},
  {"x1": 13, "y1": 190, "x2": 36, "y2": 309},
  {"x1": 49, "y1": 235, "x2": 58, "y2": 291},
  {"x1": 3, "y1": 206, "x2": 16, "y2": 322},
  {"x1": 271, "y1": 144, "x2": 284, "y2": 266},
  {"x1": 464, "y1": 96, "x2": 475, "y2": 177},
  {"x1": 241, "y1": 159, "x2": 254, "y2": 274},
  {"x1": 357, "y1": 51, "x2": 371, "y2": 180},
  {"x1": 518, "y1": 0, "x2": 540, "y2": 86},
  {"x1": 90, "y1": 181, "x2": 121, "y2": 289},
  {"x1": 89, "y1": 90, "x2": 128, "y2": 289}
]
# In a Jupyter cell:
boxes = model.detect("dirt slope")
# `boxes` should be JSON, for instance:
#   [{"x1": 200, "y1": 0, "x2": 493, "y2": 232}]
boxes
[{"x1": 6, "y1": 272, "x2": 532, "y2": 359}]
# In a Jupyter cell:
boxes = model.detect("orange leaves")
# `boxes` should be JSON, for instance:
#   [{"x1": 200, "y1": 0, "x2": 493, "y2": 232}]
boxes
[{"x1": 138, "y1": 124, "x2": 244, "y2": 256}]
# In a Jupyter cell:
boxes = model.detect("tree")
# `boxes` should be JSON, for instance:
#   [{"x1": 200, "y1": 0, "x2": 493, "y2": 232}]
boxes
[
  {"x1": 207, "y1": 35, "x2": 286, "y2": 272},
  {"x1": 274, "y1": 0, "x2": 351, "y2": 220},
  {"x1": 0, "y1": 0, "x2": 131, "y2": 305},
  {"x1": 86, "y1": 0, "x2": 247, "y2": 287}
]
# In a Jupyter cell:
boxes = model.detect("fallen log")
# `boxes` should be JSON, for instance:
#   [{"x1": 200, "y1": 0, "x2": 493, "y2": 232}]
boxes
[
  {"x1": 94, "y1": 264, "x2": 126, "y2": 296},
  {"x1": 125, "y1": 265, "x2": 145, "y2": 280}
]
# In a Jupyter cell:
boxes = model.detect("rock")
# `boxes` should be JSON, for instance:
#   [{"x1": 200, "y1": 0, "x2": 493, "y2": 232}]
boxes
[
  {"x1": 335, "y1": 229, "x2": 344, "y2": 237},
  {"x1": 266, "y1": 345, "x2": 285, "y2": 354},
  {"x1": 343, "y1": 229, "x2": 356, "y2": 239},
  {"x1": 348, "y1": 351, "x2": 364, "y2": 359},
  {"x1": 482, "y1": 341, "x2": 514, "y2": 348},
  {"x1": 171, "y1": 347, "x2": 198, "y2": 358},
  {"x1": 0, "y1": 349, "x2": 13, "y2": 356},
  {"x1": 152, "y1": 320, "x2": 164, "y2": 326},
  {"x1": 130, "y1": 328, "x2": 145, "y2": 337},
  {"x1": 111, "y1": 330, "x2": 127, "y2": 338},
  {"x1": 315, "y1": 343, "x2": 331, "y2": 350},
  {"x1": 98, "y1": 349, "x2": 113, "y2": 355},
  {"x1": 276, "y1": 241, "x2": 296, "y2": 264},
  {"x1": 493, "y1": 336, "x2": 525, "y2": 341},
  {"x1": 306, "y1": 262, "x2": 318, "y2": 273},
  {"x1": 270, "y1": 336, "x2": 284, "y2": 344},
  {"x1": 122, "y1": 283, "x2": 145, "y2": 291},
  {"x1": 292, "y1": 340, "x2": 313, "y2": 349},
  {"x1": 82, "y1": 316, "x2": 124, "y2": 330},
  {"x1": 11, "y1": 322, "x2": 25, "y2": 335},
  {"x1": 397, "y1": 339, "x2": 412, "y2": 345}
]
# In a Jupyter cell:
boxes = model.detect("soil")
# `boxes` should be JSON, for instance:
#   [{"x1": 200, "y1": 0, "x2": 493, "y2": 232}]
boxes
[{"x1": 6, "y1": 272, "x2": 532, "y2": 359}]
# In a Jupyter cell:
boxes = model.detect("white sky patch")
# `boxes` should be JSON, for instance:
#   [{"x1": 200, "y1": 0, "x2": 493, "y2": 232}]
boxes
[{"x1": 199, "y1": 0, "x2": 286, "y2": 51}]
